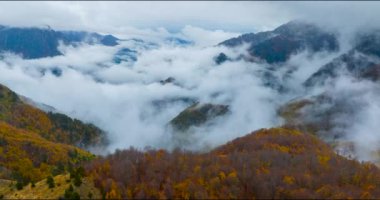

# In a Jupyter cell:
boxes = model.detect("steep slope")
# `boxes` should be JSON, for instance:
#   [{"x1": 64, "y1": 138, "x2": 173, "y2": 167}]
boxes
[
  {"x1": 169, "y1": 102, "x2": 229, "y2": 146},
  {"x1": 170, "y1": 102, "x2": 229, "y2": 132},
  {"x1": 219, "y1": 21, "x2": 339, "y2": 64},
  {"x1": 85, "y1": 128, "x2": 380, "y2": 199},
  {"x1": 278, "y1": 94, "x2": 346, "y2": 140},
  {"x1": 305, "y1": 30, "x2": 380, "y2": 87},
  {"x1": 0, "y1": 83, "x2": 108, "y2": 192},
  {"x1": 0, "y1": 84, "x2": 107, "y2": 148},
  {"x1": 278, "y1": 93, "x2": 380, "y2": 164},
  {"x1": 3, "y1": 174, "x2": 101, "y2": 199},
  {"x1": 0, "y1": 26, "x2": 119, "y2": 59},
  {"x1": 0, "y1": 121, "x2": 94, "y2": 186}
]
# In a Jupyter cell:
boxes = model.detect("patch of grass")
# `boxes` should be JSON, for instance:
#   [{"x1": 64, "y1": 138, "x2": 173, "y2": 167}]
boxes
[{"x1": 2, "y1": 174, "x2": 101, "y2": 199}]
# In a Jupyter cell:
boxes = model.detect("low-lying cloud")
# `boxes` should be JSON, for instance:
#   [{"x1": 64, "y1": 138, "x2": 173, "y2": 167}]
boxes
[
  {"x1": 0, "y1": 33, "x2": 285, "y2": 153},
  {"x1": 1, "y1": 18, "x2": 380, "y2": 166}
]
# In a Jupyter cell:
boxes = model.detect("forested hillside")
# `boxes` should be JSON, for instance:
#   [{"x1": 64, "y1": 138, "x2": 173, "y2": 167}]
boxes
[
  {"x1": 85, "y1": 128, "x2": 380, "y2": 199},
  {"x1": 0, "y1": 84, "x2": 107, "y2": 195},
  {"x1": 0, "y1": 84, "x2": 107, "y2": 148}
]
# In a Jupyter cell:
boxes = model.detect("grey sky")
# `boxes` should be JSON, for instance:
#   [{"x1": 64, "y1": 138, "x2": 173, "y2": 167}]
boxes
[{"x1": 0, "y1": 1, "x2": 379, "y2": 35}]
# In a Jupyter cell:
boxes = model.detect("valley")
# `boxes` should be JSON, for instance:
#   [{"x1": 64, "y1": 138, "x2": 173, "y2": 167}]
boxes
[{"x1": 1, "y1": 2, "x2": 380, "y2": 199}]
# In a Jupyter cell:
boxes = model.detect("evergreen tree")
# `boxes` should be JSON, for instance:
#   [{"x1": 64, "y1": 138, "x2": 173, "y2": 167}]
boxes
[{"x1": 46, "y1": 176, "x2": 55, "y2": 188}]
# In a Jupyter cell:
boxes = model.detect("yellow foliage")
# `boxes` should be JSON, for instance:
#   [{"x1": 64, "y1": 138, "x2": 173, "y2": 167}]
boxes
[
  {"x1": 193, "y1": 165, "x2": 201, "y2": 173},
  {"x1": 0, "y1": 121, "x2": 93, "y2": 182},
  {"x1": 219, "y1": 171, "x2": 226, "y2": 180},
  {"x1": 197, "y1": 178, "x2": 205, "y2": 186},
  {"x1": 126, "y1": 188, "x2": 133, "y2": 199},
  {"x1": 228, "y1": 171, "x2": 237, "y2": 179},
  {"x1": 316, "y1": 185, "x2": 333, "y2": 197},
  {"x1": 3, "y1": 174, "x2": 101, "y2": 199},
  {"x1": 85, "y1": 127, "x2": 380, "y2": 199},
  {"x1": 210, "y1": 177, "x2": 220, "y2": 187},
  {"x1": 283, "y1": 176, "x2": 295, "y2": 185},
  {"x1": 318, "y1": 155, "x2": 330, "y2": 167},
  {"x1": 174, "y1": 181, "x2": 190, "y2": 199},
  {"x1": 106, "y1": 188, "x2": 121, "y2": 199}
]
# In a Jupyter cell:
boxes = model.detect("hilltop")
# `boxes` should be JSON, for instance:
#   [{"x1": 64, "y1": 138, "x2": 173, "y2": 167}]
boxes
[{"x1": 85, "y1": 128, "x2": 380, "y2": 199}]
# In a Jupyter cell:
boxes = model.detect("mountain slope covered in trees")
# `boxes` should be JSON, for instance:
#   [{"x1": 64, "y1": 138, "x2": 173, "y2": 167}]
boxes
[
  {"x1": 0, "y1": 84, "x2": 107, "y2": 148},
  {"x1": 0, "y1": 84, "x2": 107, "y2": 194},
  {"x1": 85, "y1": 128, "x2": 380, "y2": 199},
  {"x1": 0, "y1": 121, "x2": 93, "y2": 187}
]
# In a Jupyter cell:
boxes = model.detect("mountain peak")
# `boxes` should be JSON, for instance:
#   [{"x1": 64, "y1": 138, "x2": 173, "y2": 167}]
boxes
[
  {"x1": 273, "y1": 20, "x2": 321, "y2": 36},
  {"x1": 219, "y1": 21, "x2": 338, "y2": 64}
]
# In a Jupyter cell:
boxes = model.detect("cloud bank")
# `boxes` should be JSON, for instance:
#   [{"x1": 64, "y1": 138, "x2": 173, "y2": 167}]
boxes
[
  {"x1": 0, "y1": 39, "x2": 285, "y2": 152},
  {"x1": 1, "y1": 2, "x2": 380, "y2": 164}
]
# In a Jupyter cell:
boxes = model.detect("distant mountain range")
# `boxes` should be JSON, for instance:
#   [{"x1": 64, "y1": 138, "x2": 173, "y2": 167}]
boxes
[
  {"x1": 164, "y1": 21, "x2": 380, "y2": 163},
  {"x1": 219, "y1": 21, "x2": 380, "y2": 84},
  {"x1": 0, "y1": 25, "x2": 119, "y2": 59}
]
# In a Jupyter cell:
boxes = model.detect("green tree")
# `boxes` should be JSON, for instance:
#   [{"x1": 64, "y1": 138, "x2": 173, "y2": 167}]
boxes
[
  {"x1": 64, "y1": 185, "x2": 80, "y2": 200},
  {"x1": 70, "y1": 167, "x2": 83, "y2": 187},
  {"x1": 88, "y1": 192, "x2": 93, "y2": 199},
  {"x1": 73, "y1": 174, "x2": 82, "y2": 187},
  {"x1": 15, "y1": 180, "x2": 23, "y2": 190},
  {"x1": 46, "y1": 176, "x2": 55, "y2": 188}
]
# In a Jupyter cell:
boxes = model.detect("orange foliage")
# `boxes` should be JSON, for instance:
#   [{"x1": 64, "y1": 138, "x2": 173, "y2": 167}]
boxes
[{"x1": 85, "y1": 128, "x2": 380, "y2": 199}]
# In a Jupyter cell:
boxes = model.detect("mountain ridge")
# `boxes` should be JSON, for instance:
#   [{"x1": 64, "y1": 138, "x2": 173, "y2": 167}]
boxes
[
  {"x1": 0, "y1": 25, "x2": 119, "y2": 59},
  {"x1": 219, "y1": 21, "x2": 339, "y2": 64}
]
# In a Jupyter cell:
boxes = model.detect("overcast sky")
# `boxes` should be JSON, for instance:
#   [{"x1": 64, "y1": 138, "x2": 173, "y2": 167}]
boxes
[{"x1": 0, "y1": 1, "x2": 379, "y2": 36}]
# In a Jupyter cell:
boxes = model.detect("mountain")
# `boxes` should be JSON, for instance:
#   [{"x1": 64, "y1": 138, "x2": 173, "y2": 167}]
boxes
[
  {"x1": 0, "y1": 121, "x2": 94, "y2": 187},
  {"x1": 217, "y1": 20, "x2": 380, "y2": 164},
  {"x1": 278, "y1": 92, "x2": 380, "y2": 163},
  {"x1": 278, "y1": 94, "x2": 349, "y2": 140},
  {"x1": 168, "y1": 102, "x2": 229, "y2": 147},
  {"x1": 57, "y1": 31, "x2": 118, "y2": 46},
  {"x1": 0, "y1": 25, "x2": 119, "y2": 59},
  {"x1": 0, "y1": 84, "x2": 107, "y2": 148},
  {"x1": 85, "y1": 128, "x2": 380, "y2": 199},
  {"x1": 164, "y1": 37, "x2": 193, "y2": 46},
  {"x1": 213, "y1": 52, "x2": 232, "y2": 65},
  {"x1": 0, "y1": 83, "x2": 107, "y2": 189},
  {"x1": 2, "y1": 20, "x2": 380, "y2": 199},
  {"x1": 219, "y1": 21, "x2": 339, "y2": 64},
  {"x1": 305, "y1": 30, "x2": 380, "y2": 87},
  {"x1": 112, "y1": 48, "x2": 138, "y2": 64},
  {"x1": 170, "y1": 102, "x2": 229, "y2": 132}
]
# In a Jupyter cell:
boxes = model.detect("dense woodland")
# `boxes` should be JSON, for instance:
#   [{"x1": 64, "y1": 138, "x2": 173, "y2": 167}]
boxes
[
  {"x1": 0, "y1": 121, "x2": 94, "y2": 187},
  {"x1": 85, "y1": 128, "x2": 380, "y2": 199},
  {"x1": 0, "y1": 84, "x2": 107, "y2": 148},
  {"x1": 0, "y1": 84, "x2": 103, "y2": 190},
  {"x1": 2, "y1": 82, "x2": 380, "y2": 199}
]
